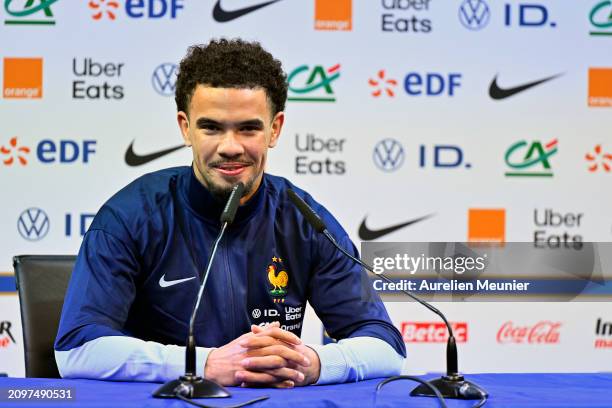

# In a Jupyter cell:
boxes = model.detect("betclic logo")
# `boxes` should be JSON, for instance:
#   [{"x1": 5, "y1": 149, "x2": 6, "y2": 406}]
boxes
[
  {"x1": 1, "y1": 137, "x2": 97, "y2": 166},
  {"x1": 401, "y1": 322, "x2": 468, "y2": 343}
]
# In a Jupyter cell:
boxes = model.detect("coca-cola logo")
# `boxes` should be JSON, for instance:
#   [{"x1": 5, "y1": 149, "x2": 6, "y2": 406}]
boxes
[
  {"x1": 401, "y1": 322, "x2": 468, "y2": 343},
  {"x1": 496, "y1": 321, "x2": 561, "y2": 344}
]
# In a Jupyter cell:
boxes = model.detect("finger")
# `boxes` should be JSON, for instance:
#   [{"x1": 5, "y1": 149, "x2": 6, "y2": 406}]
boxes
[
  {"x1": 235, "y1": 368, "x2": 304, "y2": 384},
  {"x1": 241, "y1": 380, "x2": 295, "y2": 389},
  {"x1": 253, "y1": 327, "x2": 302, "y2": 345},
  {"x1": 240, "y1": 335, "x2": 292, "y2": 349},
  {"x1": 244, "y1": 346, "x2": 310, "y2": 367},
  {"x1": 251, "y1": 321, "x2": 279, "y2": 334},
  {"x1": 241, "y1": 355, "x2": 287, "y2": 370}
]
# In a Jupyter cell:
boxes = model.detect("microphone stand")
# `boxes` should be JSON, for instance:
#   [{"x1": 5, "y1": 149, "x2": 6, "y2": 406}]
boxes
[
  {"x1": 323, "y1": 229, "x2": 487, "y2": 400},
  {"x1": 286, "y1": 189, "x2": 487, "y2": 401},
  {"x1": 153, "y1": 183, "x2": 245, "y2": 399}
]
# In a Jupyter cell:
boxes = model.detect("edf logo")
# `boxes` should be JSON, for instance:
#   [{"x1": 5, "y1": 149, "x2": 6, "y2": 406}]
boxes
[
  {"x1": 126, "y1": 0, "x2": 184, "y2": 18},
  {"x1": 1, "y1": 137, "x2": 96, "y2": 166},
  {"x1": 404, "y1": 72, "x2": 462, "y2": 96}
]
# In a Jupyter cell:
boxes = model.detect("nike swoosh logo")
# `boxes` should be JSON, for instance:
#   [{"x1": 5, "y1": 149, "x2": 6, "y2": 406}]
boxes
[
  {"x1": 159, "y1": 275, "x2": 196, "y2": 288},
  {"x1": 213, "y1": 0, "x2": 281, "y2": 22},
  {"x1": 125, "y1": 140, "x2": 185, "y2": 167},
  {"x1": 358, "y1": 214, "x2": 434, "y2": 241},
  {"x1": 489, "y1": 73, "x2": 562, "y2": 100}
]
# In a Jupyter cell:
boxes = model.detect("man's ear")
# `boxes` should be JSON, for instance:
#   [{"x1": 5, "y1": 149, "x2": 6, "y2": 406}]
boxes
[
  {"x1": 269, "y1": 111, "x2": 285, "y2": 148},
  {"x1": 177, "y1": 111, "x2": 192, "y2": 147}
]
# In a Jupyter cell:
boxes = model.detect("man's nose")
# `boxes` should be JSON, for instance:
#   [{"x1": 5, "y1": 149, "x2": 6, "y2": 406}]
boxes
[{"x1": 218, "y1": 131, "x2": 245, "y2": 158}]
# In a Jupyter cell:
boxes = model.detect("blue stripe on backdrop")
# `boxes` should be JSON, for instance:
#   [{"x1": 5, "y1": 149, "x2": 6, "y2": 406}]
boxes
[{"x1": 0, "y1": 275, "x2": 16, "y2": 293}]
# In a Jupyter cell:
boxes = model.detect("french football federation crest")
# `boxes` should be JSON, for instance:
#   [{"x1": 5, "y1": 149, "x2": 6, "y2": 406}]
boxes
[{"x1": 268, "y1": 256, "x2": 288, "y2": 303}]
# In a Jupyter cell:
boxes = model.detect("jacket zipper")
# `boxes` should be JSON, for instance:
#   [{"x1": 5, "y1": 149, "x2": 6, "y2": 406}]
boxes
[{"x1": 222, "y1": 235, "x2": 237, "y2": 341}]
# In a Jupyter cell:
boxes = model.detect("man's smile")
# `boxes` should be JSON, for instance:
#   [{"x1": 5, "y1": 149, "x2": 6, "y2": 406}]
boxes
[{"x1": 213, "y1": 162, "x2": 252, "y2": 176}]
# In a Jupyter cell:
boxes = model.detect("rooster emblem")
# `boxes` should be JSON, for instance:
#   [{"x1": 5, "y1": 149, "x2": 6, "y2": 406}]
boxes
[{"x1": 267, "y1": 258, "x2": 288, "y2": 301}]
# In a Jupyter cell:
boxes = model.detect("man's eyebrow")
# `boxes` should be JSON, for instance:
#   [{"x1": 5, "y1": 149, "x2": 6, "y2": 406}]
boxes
[
  {"x1": 195, "y1": 118, "x2": 265, "y2": 128},
  {"x1": 237, "y1": 119, "x2": 265, "y2": 128},
  {"x1": 195, "y1": 117, "x2": 222, "y2": 128}
]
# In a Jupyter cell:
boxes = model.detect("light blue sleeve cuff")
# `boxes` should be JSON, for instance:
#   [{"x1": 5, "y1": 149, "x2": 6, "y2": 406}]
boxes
[
  {"x1": 308, "y1": 337, "x2": 405, "y2": 385},
  {"x1": 55, "y1": 336, "x2": 215, "y2": 382}
]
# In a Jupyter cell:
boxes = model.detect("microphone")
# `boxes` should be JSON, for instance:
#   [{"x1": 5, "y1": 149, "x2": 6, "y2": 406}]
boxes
[
  {"x1": 220, "y1": 182, "x2": 245, "y2": 224},
  {"x1": 153, "y1": 183, "x2": 245, "y2": 400},
  {"x1": 287, "y1": 189, "x2": 487, "y2": 401}
]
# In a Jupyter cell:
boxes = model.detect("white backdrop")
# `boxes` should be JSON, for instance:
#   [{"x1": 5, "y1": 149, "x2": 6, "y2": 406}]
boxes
[{"x1": 1, "y1": 0, "x2": 611, "y2": 376}]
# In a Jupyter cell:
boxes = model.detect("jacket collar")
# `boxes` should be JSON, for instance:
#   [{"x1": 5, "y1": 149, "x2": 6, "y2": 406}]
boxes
[{"x1": 182, "y1": 166, "x2": 266, "y2": 225}]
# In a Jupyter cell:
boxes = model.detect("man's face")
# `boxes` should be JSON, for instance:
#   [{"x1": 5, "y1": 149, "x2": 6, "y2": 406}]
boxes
[{"x1": 178, "y1": 85, "x2": 284, "y2": 203}]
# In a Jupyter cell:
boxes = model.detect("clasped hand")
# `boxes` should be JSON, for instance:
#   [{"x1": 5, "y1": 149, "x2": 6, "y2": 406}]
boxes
[{"x1": 204, "y1": 322, "x2": 320, "y2": 388}]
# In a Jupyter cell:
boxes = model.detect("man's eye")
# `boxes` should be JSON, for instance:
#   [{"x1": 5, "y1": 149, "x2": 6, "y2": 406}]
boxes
[
  {"x1": 241, "y1": 126, "x2": 259, "y2": 132},
  {"x1": 202, "y1": 125, "x2": 220, "y2": 132}
]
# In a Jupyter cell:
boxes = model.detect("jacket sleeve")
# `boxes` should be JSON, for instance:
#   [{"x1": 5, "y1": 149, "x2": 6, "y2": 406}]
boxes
[
  {"x1": 307, "y1": 227, "x2": 405, "y2": 356},
  {"x1": 304, "y1": 202, "x2": 407, "y2": 383},
  {"x1": 309, "y1": 336, "x2": 404, "y2": 384},
  {"x1": 54, "y1": 223, "x2": 211, "y2": 381}
]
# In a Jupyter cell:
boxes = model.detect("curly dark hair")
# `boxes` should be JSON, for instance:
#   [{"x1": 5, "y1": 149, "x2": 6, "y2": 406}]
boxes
[{"x1": 175, "y1": 39, "x2": 288, "y2": 117}]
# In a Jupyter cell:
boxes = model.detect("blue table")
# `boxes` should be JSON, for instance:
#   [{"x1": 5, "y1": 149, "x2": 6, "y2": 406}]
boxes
[{"x1": 0, "y1": 373, "x2": 611, "y2": 407}]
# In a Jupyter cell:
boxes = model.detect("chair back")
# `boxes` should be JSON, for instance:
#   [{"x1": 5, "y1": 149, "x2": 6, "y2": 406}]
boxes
[{"x1": 13, "y1": 255, "x2": 76, "y2": 378}]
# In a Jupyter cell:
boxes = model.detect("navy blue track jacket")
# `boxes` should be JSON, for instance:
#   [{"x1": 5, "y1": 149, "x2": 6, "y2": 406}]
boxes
[{"x1": 55, "y1": 166, "x2": 405, "y2": 359}]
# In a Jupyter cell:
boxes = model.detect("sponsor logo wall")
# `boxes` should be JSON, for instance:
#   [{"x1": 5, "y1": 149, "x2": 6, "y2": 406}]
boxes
[{"x1": 0, "y1": 1, "x2": 610, "y2": 376}]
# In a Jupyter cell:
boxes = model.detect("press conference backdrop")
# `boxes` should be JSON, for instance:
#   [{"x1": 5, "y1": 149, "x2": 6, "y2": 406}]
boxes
[{"x1": 1, "y1": 0, "x2": 611, "y2": 377}]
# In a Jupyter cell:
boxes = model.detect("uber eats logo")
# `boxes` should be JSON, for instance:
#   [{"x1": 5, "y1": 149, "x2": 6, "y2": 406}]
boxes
[
  {"x1": 294, "y1": 133, "x2": 346, "y2": 175},
  {"x1": 533, "y1": 209, "x2": 584, "y2": 249},
  {"x1": 72, "y1": 58, "x2": 125, "y2": 100},
  {"x1": 381, "y1": 0, "x2": 433, "y2": 33}
]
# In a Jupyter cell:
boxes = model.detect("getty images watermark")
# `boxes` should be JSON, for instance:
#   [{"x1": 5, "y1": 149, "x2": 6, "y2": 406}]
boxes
[{"x1": 361, "y1": 242, "x2": 612, "y2": 302}]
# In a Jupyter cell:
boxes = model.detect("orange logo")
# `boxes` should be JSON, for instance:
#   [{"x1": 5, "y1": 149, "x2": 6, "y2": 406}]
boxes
[
  {"x1": 588, "y1": 68, "x2": 612, "y2": 107},
  {"x1": 315, "y1": 0, "x2": 351, "y2": 31},
  {"x1": 3, "y1": 58, "x2": 43, "y2": 99},
  {"x1": 468, "y1": 209, "x2": 505, "y2": 244}
]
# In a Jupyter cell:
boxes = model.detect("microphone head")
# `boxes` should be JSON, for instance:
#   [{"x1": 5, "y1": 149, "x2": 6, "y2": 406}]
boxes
[
  {"x1": 287, "y1": 189, "x2": 327, "y2": 233},
  {"x1": 220, "y1": 182, "x2": 245, "y2": 224}
]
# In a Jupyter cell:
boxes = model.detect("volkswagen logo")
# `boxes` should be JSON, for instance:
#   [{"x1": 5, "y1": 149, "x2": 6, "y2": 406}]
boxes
[
  {"x1": 17, "y1": 208, "x2": 50, "y2": 241},
  {"x1": 459, "y1": 0, "x2": 490, "y2": 30},
  {"x1": 373, "y1": 139, "x2": 405, "y2": 172},
  {"x1": 251, "y1": 309, "x2": 262, "y2": 319},
  {"x1": 152, "y1": 63, "x2": 178, "y2": 96}
]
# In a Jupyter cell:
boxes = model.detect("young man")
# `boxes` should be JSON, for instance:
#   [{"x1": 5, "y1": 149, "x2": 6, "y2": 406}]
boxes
[{"x1": 55, "y1": 39, "x2": 405, "y2": 387}]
